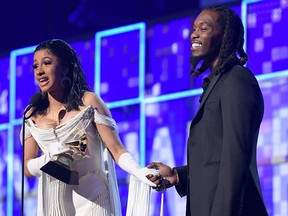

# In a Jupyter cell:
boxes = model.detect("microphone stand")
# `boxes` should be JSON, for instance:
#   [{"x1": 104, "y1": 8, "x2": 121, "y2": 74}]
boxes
[
  {"x1": 21, "y1": 109, "x2": 29, "y2": 216},
  {"x1": 21, "y1": 93, "x2": 42, "y2": 216},
  {"x1": 21, "y1": 107, "x2": 35, "y2": 216}
]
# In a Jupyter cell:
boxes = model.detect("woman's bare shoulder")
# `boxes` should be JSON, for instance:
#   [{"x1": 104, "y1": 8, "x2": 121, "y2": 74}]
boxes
[{"x1": 82, "y1": 91, "x2": 111, "y2": 116}]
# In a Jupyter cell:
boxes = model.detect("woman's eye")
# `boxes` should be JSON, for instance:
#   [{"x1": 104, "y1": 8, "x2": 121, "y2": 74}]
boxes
[
  {"x1": 44, "y1": 61, "x2": 52, "y2": 66},
  {"x1": 33, "y1": 65, "x2": 38, "y2": 69}
]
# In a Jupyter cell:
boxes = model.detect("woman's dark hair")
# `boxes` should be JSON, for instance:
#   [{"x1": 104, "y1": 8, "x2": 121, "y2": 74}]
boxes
[
  {"x1": 192, "y1": 5, "x2": 248, "y2": 76},
  {"x1": 34, "y1": 39, "x2": 91, "y2": 114}
]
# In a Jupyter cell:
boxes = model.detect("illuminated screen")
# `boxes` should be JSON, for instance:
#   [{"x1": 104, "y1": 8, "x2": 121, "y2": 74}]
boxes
[
  {"x1": 0, "y1": 56, "x2": 9, "y2": 124},
  {"x1": 0, "y1": 130, "x2": 8, "y2": 216},
  {"x1": 257, "y1": 72, "x2": 288, "y2": 215},
  {"x1": 145, "y1": 17, "x2": 193, "y2": 96},
  {"x1": 246, "y1": 0, "x2": 288, "y2": 74}
]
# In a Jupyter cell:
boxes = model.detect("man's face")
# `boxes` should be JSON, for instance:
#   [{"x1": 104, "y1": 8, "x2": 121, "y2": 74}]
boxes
[{"x1": 190, "y1": 9, "x2": 223, "y2": 62}]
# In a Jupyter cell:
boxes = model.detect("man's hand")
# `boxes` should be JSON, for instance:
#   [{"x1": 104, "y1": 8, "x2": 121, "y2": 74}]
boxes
[{"x1": 146, "y1": 162, "x2": 179, "y2": 191}]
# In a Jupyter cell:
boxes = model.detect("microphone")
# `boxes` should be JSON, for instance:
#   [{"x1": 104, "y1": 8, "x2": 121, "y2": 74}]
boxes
[{"x1": 23, "y1": 93, "x2": 43, "y2": 119}]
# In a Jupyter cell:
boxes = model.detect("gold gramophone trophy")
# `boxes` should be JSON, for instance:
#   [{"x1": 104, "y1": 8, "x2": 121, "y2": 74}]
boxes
[{"x1": 40, "y1": 134, "x2": 88, "y2": 185}]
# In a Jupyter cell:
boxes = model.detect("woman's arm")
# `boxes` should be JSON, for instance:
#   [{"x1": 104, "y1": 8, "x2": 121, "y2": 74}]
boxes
[
  {"x1": 83, "y1": 91, "x2": 127, "y2": 162},
  {"x1": 83, "y1": 92, "x2": 159, "y2": 186},
  {"x1": 24, "y1": 136, "x2": 40, "y2": 177}
]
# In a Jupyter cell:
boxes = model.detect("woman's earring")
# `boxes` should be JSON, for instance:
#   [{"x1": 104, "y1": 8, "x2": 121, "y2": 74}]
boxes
[{"x1": 61, "y1": 73, "x2": 72, "y2": 87}]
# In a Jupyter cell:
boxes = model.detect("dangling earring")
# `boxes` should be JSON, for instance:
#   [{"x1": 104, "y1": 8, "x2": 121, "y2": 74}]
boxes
[{"x1": 61, "y1": 73, "x2": 72, "y2": 87}]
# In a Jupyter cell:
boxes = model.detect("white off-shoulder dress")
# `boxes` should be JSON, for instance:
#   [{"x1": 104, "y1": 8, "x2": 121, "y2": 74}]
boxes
[{"x1": 24, "y1": 105, "x2": 122, "y2": 216}]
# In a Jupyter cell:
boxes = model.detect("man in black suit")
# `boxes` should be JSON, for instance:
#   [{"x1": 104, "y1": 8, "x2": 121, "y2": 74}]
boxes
[{"x1": 148, "y1": 5, "x2": 268, "y2": 216}]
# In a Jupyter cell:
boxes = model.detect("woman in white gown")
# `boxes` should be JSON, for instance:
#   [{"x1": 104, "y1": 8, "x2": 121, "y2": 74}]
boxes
[{"x1": 23, "y1": 39, "x2": 159, "y2": 216}]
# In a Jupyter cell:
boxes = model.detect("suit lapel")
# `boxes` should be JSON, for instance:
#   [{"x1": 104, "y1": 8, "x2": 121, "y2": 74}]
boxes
[{"x1": 192, "y1": 73, "x2": 222, "y2": 123}]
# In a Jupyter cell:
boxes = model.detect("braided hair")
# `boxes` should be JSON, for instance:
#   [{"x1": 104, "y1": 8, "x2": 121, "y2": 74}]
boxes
[
  {"x1": 191, "y1": 5, "x2": 248, "y2": 77},
  {"x1": 34, "y1": 39, "x2": 91, "y2": 114}
]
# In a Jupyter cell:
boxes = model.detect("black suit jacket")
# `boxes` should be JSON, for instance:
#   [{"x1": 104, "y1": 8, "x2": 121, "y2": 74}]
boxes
[{"x1": 175, "y1": 65, "x2": 268, "y2": 216}]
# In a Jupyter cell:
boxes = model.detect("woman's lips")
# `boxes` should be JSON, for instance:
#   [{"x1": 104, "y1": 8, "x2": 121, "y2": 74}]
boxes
[{"x1": 38, "y1": 77, "x2": 49, "y2": 87}]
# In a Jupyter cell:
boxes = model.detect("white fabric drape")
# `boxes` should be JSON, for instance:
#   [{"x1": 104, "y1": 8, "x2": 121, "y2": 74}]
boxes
[{"x1": 23, "y1": 105, "x2": 121, "y2": 215}]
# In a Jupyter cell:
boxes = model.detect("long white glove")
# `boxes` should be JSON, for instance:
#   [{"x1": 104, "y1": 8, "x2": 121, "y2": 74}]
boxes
[
  {"x1": 118, "y1": 152, "x2": 159, "y2": 187},
  {"x1": 27, "y1": 153, "x2": 50, "y2": 177},
  {"x1": 27, "y1": 142, "x2": 72, "y2": 177}
]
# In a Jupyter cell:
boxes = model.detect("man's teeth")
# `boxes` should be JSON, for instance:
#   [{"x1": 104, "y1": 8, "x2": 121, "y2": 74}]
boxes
[{"x1": 192, "y1": 43, "x2": 202, "y2": 48}]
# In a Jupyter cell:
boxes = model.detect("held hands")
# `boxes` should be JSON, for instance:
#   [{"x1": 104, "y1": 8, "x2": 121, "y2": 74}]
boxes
[
  {"x1": 132, "y1": 167, "x2": 160, "y2": 187},
  {"x1": 146, "y1": 162, "x2": 179, "y2": 191},
  {"x1": 118, "y1": 152, "x2": 160, "y2": 187}
]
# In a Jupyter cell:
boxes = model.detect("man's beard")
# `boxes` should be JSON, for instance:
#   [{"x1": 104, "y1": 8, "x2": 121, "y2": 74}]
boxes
[{"x1": 189, "y1": 55, "x2": 210, "y2": 77}]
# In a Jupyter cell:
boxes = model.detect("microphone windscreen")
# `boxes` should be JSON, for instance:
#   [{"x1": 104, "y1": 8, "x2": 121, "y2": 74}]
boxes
[{"x1": 29, "y1": 93, "x2": 43, "y2": 107}]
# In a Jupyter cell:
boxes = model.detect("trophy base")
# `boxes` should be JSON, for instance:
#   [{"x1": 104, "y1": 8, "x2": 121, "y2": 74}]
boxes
[{"x1": 41, "y1": 159, "x2": 79, "y2": 185}]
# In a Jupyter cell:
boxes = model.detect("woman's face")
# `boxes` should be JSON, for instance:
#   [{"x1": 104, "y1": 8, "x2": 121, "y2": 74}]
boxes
[{"x1": 33, "y1": 49, "x2": 67, "y2": 93}]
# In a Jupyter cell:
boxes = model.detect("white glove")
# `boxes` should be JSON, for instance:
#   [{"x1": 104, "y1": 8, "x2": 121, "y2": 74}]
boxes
[
  {"x1": 27, "y1": 142, "x2": 72, "y2": 177},
  {"x1": 27, "y1": 153, "x2": 50, "y2": 177},
  {"x1": 118, "y1": 152, "x2": 159, "y2": 187}
]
